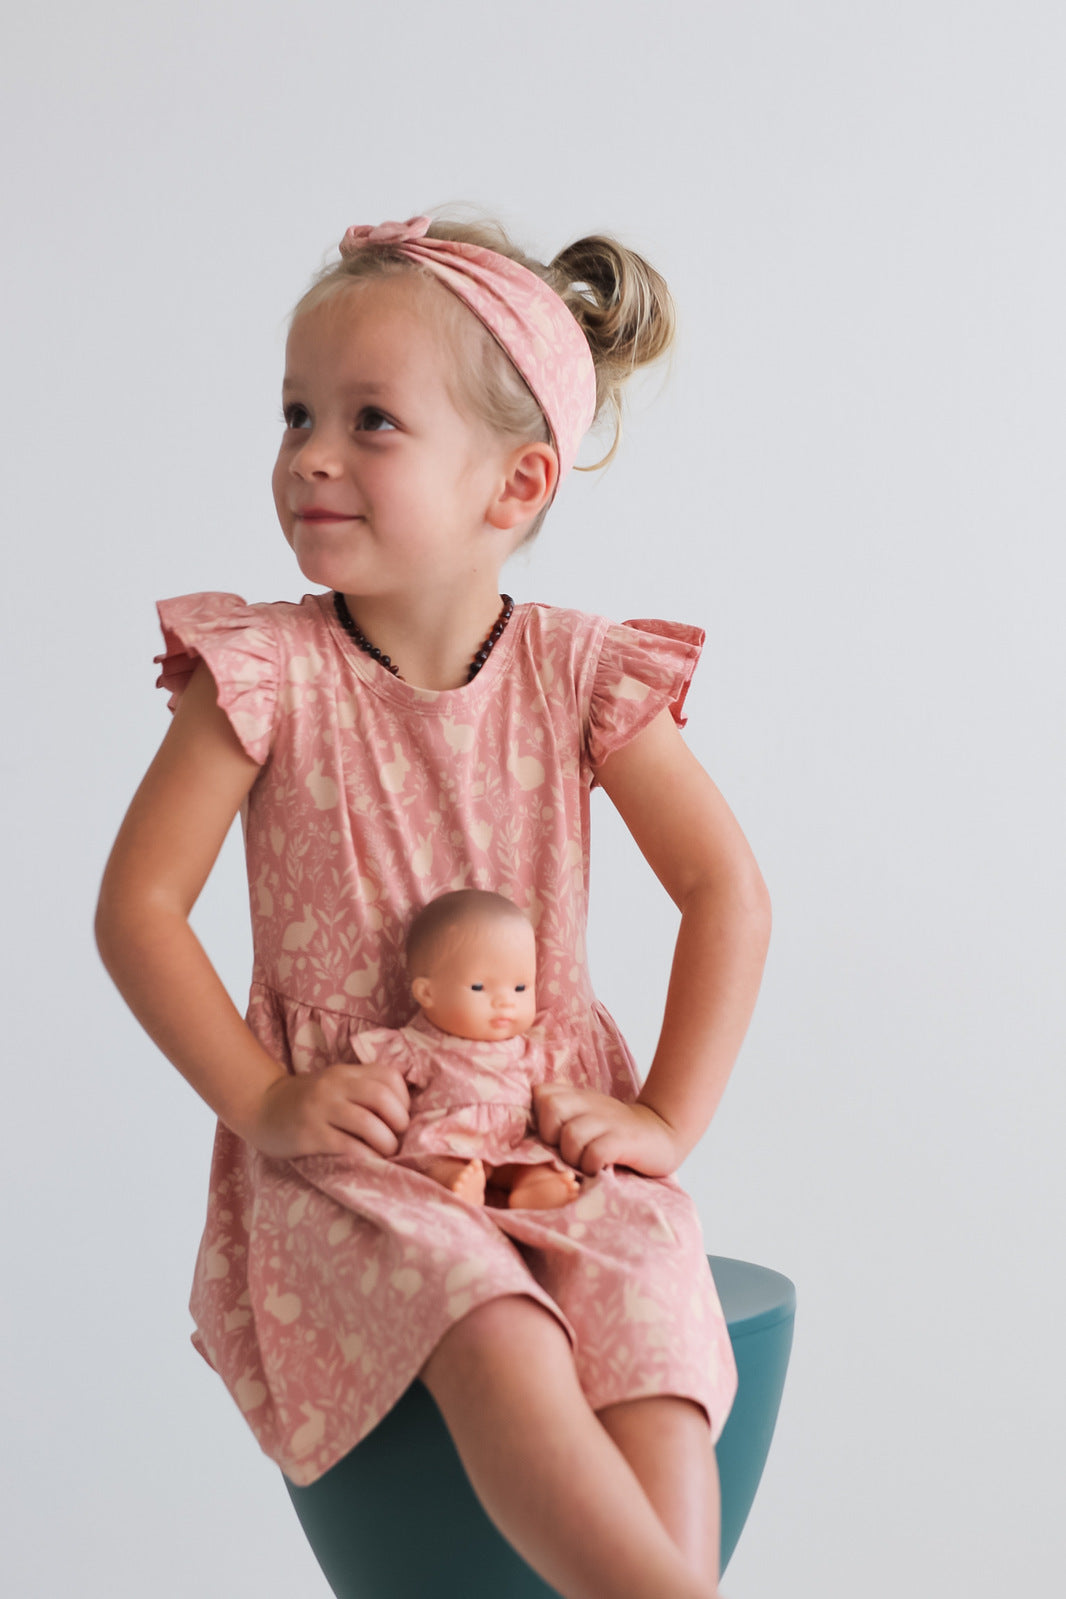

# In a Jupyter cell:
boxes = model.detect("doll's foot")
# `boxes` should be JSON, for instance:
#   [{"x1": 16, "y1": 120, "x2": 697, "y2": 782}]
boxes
[
  {"x1": 506, "y1": 1165, "x2": 581, "y2": 1210},
  {"x1": 450, "y1": 1158, "x2": 487, "y2": 1205},
  {"x1": 422, "y1": 1156, "x2": 486, "y2": 1204}
]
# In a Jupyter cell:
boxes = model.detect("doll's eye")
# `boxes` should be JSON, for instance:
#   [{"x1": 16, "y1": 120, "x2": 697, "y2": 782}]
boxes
[
  {"x1": 515, "y1": 985, "x2": 527, "y2": 992},
  {"x1": 470, "y1": 983, "x2": 484, "y2": 992},
  {"x1": 282, "y1": 402, "x2": 311, "y2": 430}
]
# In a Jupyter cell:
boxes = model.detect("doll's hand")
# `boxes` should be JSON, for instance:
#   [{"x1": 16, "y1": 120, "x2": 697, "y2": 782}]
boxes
[
  {"x1": 244, "y1": 1062, "x2": 410, "y2": 1160},
  {"x1": 532, "y1": 1084, "x2": 683, "y2": 1179}
]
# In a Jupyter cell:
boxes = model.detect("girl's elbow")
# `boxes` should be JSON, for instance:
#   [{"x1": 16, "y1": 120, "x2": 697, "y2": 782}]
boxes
[
  {"x1": 740, "y1": 845, "x2": 771, "y2": 917},
  {"x1": 725, "y1": 856, "x2": 771, "y2": 954},
  {"x1": 747, "y1": 866, "x2": 773, "y2": 955},
  {"x1": 94, "y1": 877, "x2": 129, "y2": 975},
  {"x1": 94, "y1": 868, "x2": 167, "y2": 974},
  {"x1": 687, "y1": 855, "x2": 772, "y2": 949}
]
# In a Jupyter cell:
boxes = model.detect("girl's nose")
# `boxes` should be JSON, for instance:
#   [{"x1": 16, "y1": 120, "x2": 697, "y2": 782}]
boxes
[{"x1": 291, "y1": 430, "x2": 342, "y2": 479}]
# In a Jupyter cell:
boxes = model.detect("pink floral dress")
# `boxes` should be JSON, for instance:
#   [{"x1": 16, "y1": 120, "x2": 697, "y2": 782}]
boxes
[{"x1": 155, "y1": 591, "x2": 738, "y2": 1485}]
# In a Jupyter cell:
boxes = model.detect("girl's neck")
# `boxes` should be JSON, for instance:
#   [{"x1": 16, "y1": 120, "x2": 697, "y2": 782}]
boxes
[{"x1": 340, "y1": 582, "x2": 511, "y2": 691}]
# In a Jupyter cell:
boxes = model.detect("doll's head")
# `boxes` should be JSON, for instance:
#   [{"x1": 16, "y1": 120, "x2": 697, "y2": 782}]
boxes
[{"x1": 405, "y1": 890, "x2": 537, "y2": 1042}]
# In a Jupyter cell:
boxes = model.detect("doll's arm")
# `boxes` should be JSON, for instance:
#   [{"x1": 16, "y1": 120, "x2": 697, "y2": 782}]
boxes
[
  {"x1": 95, "y1": 662, "x2": 409, "y2": 1158},
  {"x1": 534, "y1": 708, "x2": 770, "y2": 1176}
]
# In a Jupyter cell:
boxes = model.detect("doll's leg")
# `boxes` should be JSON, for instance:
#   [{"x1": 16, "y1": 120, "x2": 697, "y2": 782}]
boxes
[
  {"x1": 420, "y1": 1155, "x2": 486, "y2": 1204},
  {"x1": 420, "y1": 1295, "x2": 719, "y2": 1599},
  {"x1": 491, "y1": 1161, "x2": 581, "y2": 1210},
  {"x1": 597, "y1": 1396, "x2": 721, "y2": 1584}
]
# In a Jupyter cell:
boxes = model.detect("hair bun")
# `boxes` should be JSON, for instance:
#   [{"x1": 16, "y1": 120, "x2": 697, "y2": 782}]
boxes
[{"x1": 550, "y1": 236, "x2": 675, "y2": 468}]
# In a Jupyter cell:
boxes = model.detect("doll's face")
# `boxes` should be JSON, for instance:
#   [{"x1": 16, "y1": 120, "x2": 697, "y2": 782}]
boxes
[{"x1": 412, "y1": 915, "x2": 537, "y2": 1041}]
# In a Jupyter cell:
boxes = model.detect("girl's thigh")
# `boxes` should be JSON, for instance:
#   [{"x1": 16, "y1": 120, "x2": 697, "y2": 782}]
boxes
[{"x1": 492, "y1": 1167, "x2": 738, "y2": 1439}]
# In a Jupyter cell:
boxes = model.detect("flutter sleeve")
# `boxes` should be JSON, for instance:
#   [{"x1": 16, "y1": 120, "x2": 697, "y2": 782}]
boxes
[
  {"x1": 154, "y1": 592, "x2": 280, "y2": 766},
  {"x1": 586, "y1": 617, "x2": 705, "y2": 774}
]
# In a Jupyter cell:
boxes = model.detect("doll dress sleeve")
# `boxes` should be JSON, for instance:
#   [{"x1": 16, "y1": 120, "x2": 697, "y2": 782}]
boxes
[
  {"x1": 585, "y1": 617, "x2": 705, "y2": 775},
  {"x1": 350, "y1": 1025, "x2": 432, "y2": 1090},
  {"x1": 154, "y1": 592, "x2": 280, "y2": 765},
  {"x1": 526, "y1": 1012, "x2": 579, "y2": 1087}
]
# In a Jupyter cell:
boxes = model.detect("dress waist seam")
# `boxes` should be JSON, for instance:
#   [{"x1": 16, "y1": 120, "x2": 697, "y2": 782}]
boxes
[{"x1": 249, "y1": 977, "x2": 389, "y2": 1024}]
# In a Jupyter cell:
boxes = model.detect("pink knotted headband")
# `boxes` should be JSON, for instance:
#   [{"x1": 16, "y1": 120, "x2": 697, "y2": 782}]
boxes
[{"x1": 339, "y1": 217, "x2": 597, "y2": 483}]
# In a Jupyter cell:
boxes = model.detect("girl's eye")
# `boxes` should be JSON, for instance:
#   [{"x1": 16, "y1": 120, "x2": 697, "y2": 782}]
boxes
[
  {"x1": 282, "y1": 403, "x2": 311, "y2": 431},
  {"x1": 470, "y1": 983, "x2": 484, "y2": 992},
  {"x1": 358, "y1": 408, "x2": 396, "y2": 433}
]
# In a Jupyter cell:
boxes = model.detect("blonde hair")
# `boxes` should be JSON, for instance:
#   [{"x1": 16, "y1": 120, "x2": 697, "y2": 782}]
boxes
[
  {"x1": 405, "y1": 889, "x2": 532, "y2": 980},
  {"x1": 292, "y1": 210, "x2": 676, "y2": 539}
]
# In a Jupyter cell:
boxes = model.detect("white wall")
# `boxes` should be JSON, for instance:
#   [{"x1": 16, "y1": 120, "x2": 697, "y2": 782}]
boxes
[{"x1": 3, "y1": 4, "x2": 1062, "y2": 1595}]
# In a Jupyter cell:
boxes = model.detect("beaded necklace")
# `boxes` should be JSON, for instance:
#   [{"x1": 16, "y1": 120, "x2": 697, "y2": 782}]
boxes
[{"x1": 332, "y1": 592, "x2": 515, "y2": 684}]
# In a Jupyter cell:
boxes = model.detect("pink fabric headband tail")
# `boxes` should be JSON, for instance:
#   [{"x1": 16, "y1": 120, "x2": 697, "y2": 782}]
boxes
[{"x1": 339, "y1": 217, "x2": 597, "y2": 482}]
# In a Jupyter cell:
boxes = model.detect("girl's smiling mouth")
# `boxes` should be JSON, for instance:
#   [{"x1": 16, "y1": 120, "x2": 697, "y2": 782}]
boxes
[{"x1": 296, "y1": 507, "x2": 361, "y2": 522}]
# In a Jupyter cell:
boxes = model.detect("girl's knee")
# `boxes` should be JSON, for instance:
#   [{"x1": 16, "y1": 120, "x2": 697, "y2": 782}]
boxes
[
  {"x1": 419, "y1": 1292, "x2": 573, "y2": 1397},
  {"x1": 598, "y1": 1393, "x2": 712, "y2": 1435}
]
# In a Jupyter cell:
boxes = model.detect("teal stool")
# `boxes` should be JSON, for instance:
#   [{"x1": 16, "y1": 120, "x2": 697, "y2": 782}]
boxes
[{"x1": 285, "y1": 1255, "x2": 795, "y2": 1595}]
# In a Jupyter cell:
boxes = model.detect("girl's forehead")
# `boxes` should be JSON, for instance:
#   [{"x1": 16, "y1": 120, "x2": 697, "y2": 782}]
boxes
[
  {"x1": 282, "y1": 275, "x2": 506, "y2": 447},
  {"x1": 288, "y1": 274, "x2": 449, "y2": 362}
]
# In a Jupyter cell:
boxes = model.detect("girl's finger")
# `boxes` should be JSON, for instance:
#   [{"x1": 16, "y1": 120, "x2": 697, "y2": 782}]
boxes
[
  {"x1": 534, "y1": 1085, "x2": 591, "y2": 1142},
  {"x1": 326, "y1": 1066, "x2": 409, "y2": 1129},
  {"x1": 544, "y1": 1102, "x2": 590, "y2": 1151},
  {"x1": 336, "y1": 1062, "x2": 411, "y2": 1112},
  {"x1": 343, "y1": 1078, "x2": 410, "y2": 1135},
  {"x1": 329, "y1": 1103, "x2": 403, "y2": 1158},
  {"x1": 532, "y1": 1089, "x2": 568, "y2": 1143},
  {"x1": 558, "y1": 1114, "x2": 608, "y2": 1171},
  {"x1": 579, "y1": 1132, "x2": 624, "y2": 1174}
]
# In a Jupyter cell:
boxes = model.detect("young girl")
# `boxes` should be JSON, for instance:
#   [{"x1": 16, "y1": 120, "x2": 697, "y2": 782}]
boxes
[{"x1": 95, "y1": 213, "x2": 771, "y2": 1599}]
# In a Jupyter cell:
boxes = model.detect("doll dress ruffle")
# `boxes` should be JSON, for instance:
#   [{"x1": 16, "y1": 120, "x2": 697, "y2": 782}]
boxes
[{"x1": 154, "y1": 590, "x2": 738, "y2": 1485}]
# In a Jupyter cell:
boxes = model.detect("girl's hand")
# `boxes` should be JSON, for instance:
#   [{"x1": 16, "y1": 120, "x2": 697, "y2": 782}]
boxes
[
  {"x1": 532, "y1": 1083, "x2": 684, "y2": 1179},
  {"x1": 245, "y1": 1061, "x2": 411, "y2": 1160}
]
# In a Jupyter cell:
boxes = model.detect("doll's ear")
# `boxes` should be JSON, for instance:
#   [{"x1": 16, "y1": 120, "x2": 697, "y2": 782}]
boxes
[{"x1": 411, "y1": 976, "x2": 433, "y2": 1010}]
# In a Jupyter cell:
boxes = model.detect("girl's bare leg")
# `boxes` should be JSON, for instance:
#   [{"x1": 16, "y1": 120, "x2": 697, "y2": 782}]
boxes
[
  {"x1": 597, "y1": 1396, "x2": 721, "y2": 1585},
  {"x1": 419, "y1": 1295, "x2": 718, "y2": 1599}
]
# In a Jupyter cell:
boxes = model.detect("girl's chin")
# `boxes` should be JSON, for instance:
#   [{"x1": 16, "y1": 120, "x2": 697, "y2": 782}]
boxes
[
  {"x1": 287, "y1": 530, "x2": 365, "y2": 588},
  {"x1": 292, "y1": 554, "x2": 361, "y2": 593}
]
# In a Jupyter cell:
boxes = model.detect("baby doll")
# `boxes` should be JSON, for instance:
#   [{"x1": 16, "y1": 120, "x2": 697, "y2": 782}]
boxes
[{"x1": 351, "y1": 890, "x2": 582, "y2": 1209}]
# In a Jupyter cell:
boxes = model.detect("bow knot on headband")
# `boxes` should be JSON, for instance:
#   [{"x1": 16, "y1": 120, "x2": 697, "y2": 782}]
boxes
[
  {"x1": 337, "y1": 217, "x2": 597, "y2": 482},
  {"x1": 340, "y1": 216, "x2": 433, "y2": 251}
]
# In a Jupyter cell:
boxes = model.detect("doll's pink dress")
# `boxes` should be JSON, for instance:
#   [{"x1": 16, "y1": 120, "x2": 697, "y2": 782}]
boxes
[
  {"x1": 155, "y1": 592, "x2": 738, "y2": 1485},
  {"x1": 352, "y1": 1011, "x2": 575, "y2": 1177}
]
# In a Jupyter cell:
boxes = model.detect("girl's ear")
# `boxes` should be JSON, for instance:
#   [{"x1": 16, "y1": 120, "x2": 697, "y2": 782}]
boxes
[
  {"x1": 411, "y1": 976, "x2": 433, "y2": 1010},
  {"x1": 486, "y1": 442, "x2": 558, "y2": 531}
]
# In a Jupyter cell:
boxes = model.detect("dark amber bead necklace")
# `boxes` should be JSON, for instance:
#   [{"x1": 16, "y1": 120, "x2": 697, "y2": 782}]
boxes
[{"x1": 332, "y1": 592, "x2": 515, "y2": 684}]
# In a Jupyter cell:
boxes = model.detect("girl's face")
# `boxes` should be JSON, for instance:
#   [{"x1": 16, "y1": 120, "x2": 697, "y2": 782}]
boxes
[
  {"x1": 273, "y1": 276, "x2": 512, "y2": 600},
  {"x1": 412, "y1": 916, "x2": 538, "y2": 1042}
]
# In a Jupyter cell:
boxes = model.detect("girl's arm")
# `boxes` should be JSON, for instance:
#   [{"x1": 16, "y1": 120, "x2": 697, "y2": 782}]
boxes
[
  {"x1": 533, "y1": 707, "x2": 771, "y2": 1178},
  {"x1": 95, "y1": 662, "x2": 409, "y2": 1158}
]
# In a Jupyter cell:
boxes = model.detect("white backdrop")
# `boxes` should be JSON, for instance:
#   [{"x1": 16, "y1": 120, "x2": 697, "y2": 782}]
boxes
[{"x1": 3, "y1": 4, "x2": 1063, "y2": 1595}]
